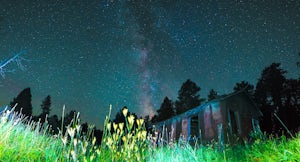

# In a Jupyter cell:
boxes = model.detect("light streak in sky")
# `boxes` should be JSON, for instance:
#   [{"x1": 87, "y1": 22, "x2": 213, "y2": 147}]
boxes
[{"x1": 136, "y1": 48, "x2": 155, "y2": 118}]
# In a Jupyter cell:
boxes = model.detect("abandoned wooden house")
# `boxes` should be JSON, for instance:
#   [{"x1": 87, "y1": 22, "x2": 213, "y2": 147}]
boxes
[{"x1": 153, "y1": 90, "x2": 262, "y2": 144}]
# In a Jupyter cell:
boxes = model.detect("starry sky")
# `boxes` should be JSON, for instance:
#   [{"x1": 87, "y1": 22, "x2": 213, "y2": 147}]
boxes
[{"x1": 0, "y1": 0, "x2": 299, "y2": 129}]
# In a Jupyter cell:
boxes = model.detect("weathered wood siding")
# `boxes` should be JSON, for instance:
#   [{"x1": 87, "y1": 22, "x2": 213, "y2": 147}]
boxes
[{"x1": 153, "y1": 91, "x2": 262, "y2": 144}]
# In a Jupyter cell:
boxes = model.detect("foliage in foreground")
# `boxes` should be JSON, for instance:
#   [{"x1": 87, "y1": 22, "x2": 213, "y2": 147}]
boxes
[
  {"x1": 0, "y1": 108, "x2": 62, "y2": 161},
  {"x1": 0, "y1": 106, "x2": 300, "y2": 161}
]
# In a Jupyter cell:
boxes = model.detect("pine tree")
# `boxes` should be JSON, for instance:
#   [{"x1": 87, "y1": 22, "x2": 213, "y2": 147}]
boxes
[
  {"x1": 175, "y1": 79, "x2": 203, "y2": 115},
  {"x1": 150, "y1": 114, "x2": 158, "y2": 123},
  {"x1": 10, "y1": 87, "x2": 33, "y2": 117},
  {"x1": 39, "y1": 95, "x2": 51, "y2": 122},
  {"x1": 233, "y1": 81, "x2": 254, "y2": 96},
  {"x1": 281, "y1": 78, "x2": 300, "y2": 134},
  {"x1": 41, "y1": 96, "x2": 51, "y2": 114},
  {"x1": 157, "y1": 97, "x2": 174, "y2": 121},
  {"x1": 113, "y1": 106, "x2": 128, "y2": 124},
  {"x1": 59, "y1": 110, "x2": 77, "y2": 134},
  {"x1": 48, "y1": 115, "x2": 59, "y2": 134},
  {"x1": 207, "y1": 89, "x2": 218, "y2": 101},
  {"x1": 255, "y1": 63, "x2": 286, "y2": 107},
  {"x1": 254, "y1": 63, "x2": 286, "y2": 134}
]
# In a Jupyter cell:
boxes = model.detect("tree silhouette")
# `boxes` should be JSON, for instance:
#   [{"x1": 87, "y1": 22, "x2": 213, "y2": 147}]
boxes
[
  {"x1": 48, "y1": 115, "x2": 59, "y2": 134},
  {"x1": 233, "y1": 81, "x2": 254, "y2": 96},
  {"x1": 207, "y1": 89, "x2": 218, "y2": 101},
  {"x1": 10, "y1": 87, "x2": 33, "y2": 117},
  {"x1": 150, "y1": 114, "x2": 158, "y2": 123},
  {"x1": 80, "y1": 122, "x2": 103, "y2": 145},
  {"x1": 62, "y1": 110, "x2": 76, "y2": 129},
  {"x1": 175, "y1": 79, "x2": 203, "y2": 115},
  {"x1": 113, "y1": 106, "x2": 128, "y2": 124},
  {"x1": 143, "y1": 115, "x2": 152, "y2": 132},
  {"x1": 41, "y1": 95, "x2": 51, "y2": 114},
  {"x1": 281, "y1": 78, "x2": 300, "y2": 134},
  {"x1": 39, "y1": 95, "x2": 51, "y2": 123},
  {"x1": 254, "y1": 63, "x2": 286, "y2": 134},
  {"x1": 156, "y1": 96, "x2": 174, "y2": 122}
]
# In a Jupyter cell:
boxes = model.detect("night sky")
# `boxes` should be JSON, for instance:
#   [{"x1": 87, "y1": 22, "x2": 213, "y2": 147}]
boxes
[{"x1": 0, "y1": 0, "x2": 299, "y2": 129}]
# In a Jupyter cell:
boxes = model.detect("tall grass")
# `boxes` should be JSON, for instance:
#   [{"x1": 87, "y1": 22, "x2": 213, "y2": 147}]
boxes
[
  {"x1": 0, "y1": 108, "x2": 63, "y2": 161},
  {"x1": 0, "y1": 105, "x2": 299, "y2": 161}
]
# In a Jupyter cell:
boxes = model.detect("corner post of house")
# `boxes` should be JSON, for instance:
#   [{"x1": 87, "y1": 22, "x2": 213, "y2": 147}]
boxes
[{"x1": 187, "y1": 117, "x2": 191, "y2": 140}]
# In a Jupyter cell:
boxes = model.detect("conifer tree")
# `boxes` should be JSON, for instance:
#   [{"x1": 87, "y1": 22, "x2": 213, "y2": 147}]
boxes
[
  {"x1": 175, "y1": 79, "x2": 203, "y2": 115},
  {"x1": 10, "y1": 87, "x2": 33, "y2": 117},
  {"x1": 254, "y1": 63, "x2": 286, "y2": 134},
  {"x1": 157, "y1": 96, "x2": 174, "y2": 121},
  {"x1": 233, "y1": 81, "x2": 254, "y2": 96},
  {"x1": 39, "y1": 95, "x2": 51, "y2": 122},
  {"x1": 207, "y1": 89, "x2": 218, "y2": 101}
]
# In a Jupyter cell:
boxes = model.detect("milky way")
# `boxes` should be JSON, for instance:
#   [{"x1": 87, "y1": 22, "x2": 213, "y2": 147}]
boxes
[{"x1": 0, "y1": 0, "x2": 299, "y2": 129}]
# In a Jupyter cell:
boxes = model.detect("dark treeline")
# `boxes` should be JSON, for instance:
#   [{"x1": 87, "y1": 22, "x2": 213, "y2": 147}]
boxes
[
  {"x1": 6, "y1": 53, "x2": 300, "y2": 144},
  {"x1": 151, "y1": 55, "x2": 300, "y2": 137},
  {"x1": 9, "y1": 89, "x2": 104, "y2": 145}
]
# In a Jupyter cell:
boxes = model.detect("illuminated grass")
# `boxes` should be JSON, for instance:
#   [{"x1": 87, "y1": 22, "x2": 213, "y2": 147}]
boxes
[
  {"x1": 0, "y1": 109, "x2": 62, "y2": 161},
  {"x1": 0, "y1": 106, "x2": 299, "y2": 161}
]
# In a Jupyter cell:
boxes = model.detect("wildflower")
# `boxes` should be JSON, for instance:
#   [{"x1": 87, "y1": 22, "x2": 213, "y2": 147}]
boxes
[
  {"x1": 134, "y1": 145, "x2": 139, "y2": 152},
  {"x1": 113, "y1": 122, "x2": 118, "y2": 131},
  {"x1": 73, "y1": 138, "x2": 78, "y2": 146},
  {"x1": 137, "y1": 132, "x2": 141, "y2": 139},
  {"x1": 122, "y1": 136, "x2": 127, "y2": 143},
  {"x1": 141, "y1": 130, "x2": 147, "y2": 140},
  {"x1": 71, "y1": 150, "x2": 76, "y2": 161},
  {"x1": 92, "y1": 137, "x2": 96, "y2": 145},
  {"x1": 96, "y1": 149, "x2": 101, "y2": 155},
  {"x1": 76, "y1": 124, "x2": 81, "y2": 132},
  {"x1": 90, "y1": 154, "x2": 95, "y2": 161},
  {"x1": 128, "y1": 115, "x2": 135, "y2": 129},
  {"x1": 107, "y1": 122, "x2": 111, "y2": 131},
  {"x1": 106, "y1": 137, "x2": 113, "y2": 146},
  {"x1": 137, "y1": 118, "x2": 144, "y2": 127},
  {"x1": 113, "y1": 133, "x2": 118, "y2": 141},
  {"x1": 61, "y1": 136, "x2": 68, "y2": 146},
  {"x1": 67, "y1": 127, "x2": 75, "y2": 138},
  {"x1": 122, "y1": 107, "x2": 128, "y2": 117},
  {"x1": 127, "y1": 133, "x2": 132, "y2": 140},
  {"x1": 119, "y1": 122, "x2": 124, "y2": 130}
]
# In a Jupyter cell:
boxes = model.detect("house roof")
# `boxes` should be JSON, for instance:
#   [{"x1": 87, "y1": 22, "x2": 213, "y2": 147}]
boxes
[{"x1": 153, "y1": 89, "x2": 262, "y2": 127}]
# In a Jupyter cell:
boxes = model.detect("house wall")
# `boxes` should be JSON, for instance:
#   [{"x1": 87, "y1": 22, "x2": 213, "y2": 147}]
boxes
[
  {"x1": 199, "y1": 102, "x2": 224, "y2": 142},
  {"x1": 153, "y1": 92, "x2": 261, "y2": 144},
  {"x1": 223, "y1": 92, "x2": 260, "y2": 139}
]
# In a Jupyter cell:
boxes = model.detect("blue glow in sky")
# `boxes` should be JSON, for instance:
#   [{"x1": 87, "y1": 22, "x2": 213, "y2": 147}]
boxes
[{"x1": 0, "y1": 0, "x2": 299, "y2": 129}]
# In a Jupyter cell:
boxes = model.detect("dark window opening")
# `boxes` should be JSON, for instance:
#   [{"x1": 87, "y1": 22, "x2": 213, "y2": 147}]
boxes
[
  {"x1": 176, "y1": 120, "x2": 182, "y2": 139},
  {"x1": 229, "y1": 110, "x2": 238, "y2": 134},
  {"x1": 190, "y1": 115, "x2": 199, "y2": 138}
]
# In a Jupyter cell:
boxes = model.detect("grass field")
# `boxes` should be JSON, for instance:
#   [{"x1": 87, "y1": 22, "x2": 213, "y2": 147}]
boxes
[{"x1": 0, "y1": 106, "x2": 299, "y2": 162}]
